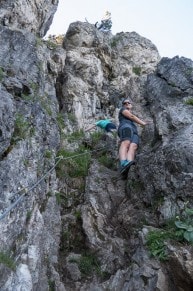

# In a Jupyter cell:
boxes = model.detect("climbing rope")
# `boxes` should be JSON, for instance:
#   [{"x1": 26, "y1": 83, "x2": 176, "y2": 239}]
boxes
[{"x1": 0, "y1": 147, "x2": 107, "y2": 221}]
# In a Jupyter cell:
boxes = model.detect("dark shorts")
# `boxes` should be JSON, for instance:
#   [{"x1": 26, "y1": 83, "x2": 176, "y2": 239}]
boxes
[
  {"x1": 105, "y1": 123, "x2": 116, "y2": 132},
  {"x1": 118, "y1": 125, "x2": 139, "y2": 144}
]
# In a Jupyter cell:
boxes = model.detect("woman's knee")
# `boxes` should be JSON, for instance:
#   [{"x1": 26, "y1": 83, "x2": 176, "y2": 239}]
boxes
[
  {"x1": 120, "y1": 140, "x2": 130, "y2": 148},
  {"x1": 130, "y1": 143, "x2": 138, "y2": 151}
]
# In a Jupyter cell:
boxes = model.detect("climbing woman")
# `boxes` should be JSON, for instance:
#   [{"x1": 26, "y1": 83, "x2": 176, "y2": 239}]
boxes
[{"x1": 118, "y1": 98, "x2": 151, "y2": 175}]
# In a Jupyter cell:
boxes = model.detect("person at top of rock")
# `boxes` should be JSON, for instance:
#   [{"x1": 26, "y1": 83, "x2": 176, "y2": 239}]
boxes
[
  {"x1": 95, "y1": 11, "x2": 112, "y2": 32},
  {"x1": 118, "y1": 98, "x2": 152, "y2": 175}
]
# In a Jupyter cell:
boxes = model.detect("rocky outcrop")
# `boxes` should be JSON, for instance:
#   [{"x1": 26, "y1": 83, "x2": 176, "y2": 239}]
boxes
[
  {"x1": 0, "y1": 14, "x2": 66, "y2": 289},
  {"x1": 0, "y1": 0, "x2": 58, "y2": 36},
  {"x1": 1, "y1": 1, "x2": 193, "y2": 290}
]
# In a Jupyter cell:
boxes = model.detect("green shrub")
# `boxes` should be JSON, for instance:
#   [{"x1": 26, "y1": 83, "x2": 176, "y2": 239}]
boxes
[
  {"x1": 79, "y1": 254, "x2": 99, "y2": 275},
  {"x1": 35, "y1": 37, "x2": 43, "y2": 47},
  {"x1": 11, "y1": 113, "x2": 30, "y2": 142},
  {"x1": 110, "y1": 36, "x2": 121, "y2": 47},
  {"x1": 69, "y1": 253, "x2": 101, "y2": 277},
  {"x1": 56, "y1": 112, "x2": 65, "y2": 132},
  {"x1": 98, "y1": 154, "x2": 116, "y2": 169},
  {"x1": 21, "y1": 93, "x2": 34, "y2": 102},
  {"x1": 71, "y1": 252, "x2": 109, "y2": 279},
  {"x1": 132, "y1": 66, "x2": 142, "y2": 76},
  {"x1": 26, "y1": 211, "x2": 32, "y2": 223},
  {"x1": 0, "y1": 252, "x2": 16, "y2": 270},
  {"x1": 56, "y1": 147, "x2": 91, "y2": 178},
  {"x1": 40, "y1": 97, "x2": 52, "y2": 116},
  {"x1": 146, "y1": 230, "x2": 170, "y2": 261},
  {"x1": 68, "y1": 113, "x2": 77, "y2": 124},
  {"x1": 146, "y1": 206, "x2": 193, "y2": 261},
  {"x1": 67, "y1": 130, "x2": 85, "y2": 143},
  {"x1": 46, "y1": 40, "x2": 58, "y2": 49},
  {"x1": 111, "y1": 39, "x2": 118, "y2": 47},
  {"x1": 186, "y1": 68, "x2": 193, "y2": 76},
  {"x1": 45, "y1": 150, "x2": 52, "y2": 159},
  {"x1": 55, "y1": 192, "x2": 62, "y2": 204},
  {"x1": 0, "y1": 67, "x2": 5, "y2": 82},
  {"x1": 74, "y1": 210, "x2": 81, "y2": 220},
  {"x1": 175, "y1": 208, "x2": 193, "y2": 243},
  {"x1": 48, "y1": 280, "x2": 55, "y2": 291},
  {"x1": 185, "y1": 98, "x2": 193, "y2": 106},
  {"x1": 90, "y1": 131, "x2": 104, "y2": 145}
]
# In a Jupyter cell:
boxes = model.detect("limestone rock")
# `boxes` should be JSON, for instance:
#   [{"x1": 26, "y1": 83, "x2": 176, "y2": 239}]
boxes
[
  {"x1": 0, "y1": 0, "x2": 59, "y2": 37},
  {"x1": 0, "y1": 2, "x2": 193, "y2": 290}
]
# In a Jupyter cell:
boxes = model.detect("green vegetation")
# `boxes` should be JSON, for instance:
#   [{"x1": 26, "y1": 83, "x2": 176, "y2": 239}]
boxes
[
  {"x1": 111, "y1": 39, "x2": 118, "y2": 47},
  {"x1": 98, "y1": 153, "x2": 116, "y2": 169},
  {"x1": 78, "y1": 254, "x2": 100, "y2": 276},
  {"x1": 45, "y1": 34, "x2": 65, "y2": 48},
  {"x1": 132, "y1": 66, "x2": 142, "y2": 76},
  {"x1": 35, "y1": 37, "x2": 43, "y2": 47},
  {"x1": 55, "y1": 192, "x2": 62, "y2": 205},
  {"x1": 127, "y1": 179, "x2": 144, "y2": 192},
  {"x1": 26, "y1": 210, "x2": 32, "y2": 223},
  {"x1": 56, "y1": 146, "x2": 91, "y2": 178},
  {"x1": 110, "y1": 36, "x2": 121, "y2": 47},
  {"x1": 185, "y1": 98, "x2": 193, "y2": 106},
  {"x1": 48, "y1": 279, "x2": 55, "y2": 291},
  {"x1": 23, "y1": 159, "x2": 30, "y2": 167},
  {"x1": 67, "y1": 130, "x2": 85, "y2": 143},
  {"x1": 11, "y1": 113, "x2": 30, "y2": 143},
  {"x1": 0, "y1": 67, "x2": 5, "y2": 81},
  {"x1": 146, "y1": 229, "x2": 172, "y2": 261},
  {"x1": 46, "y1": 191, "x2": 52, "y2": 197},
  {"x1": 146, "y1": 208, "x2": 193, "y2": 261},
  {"x1": 68, "y1": 113, "x2": 77, "y2": 124},
  {"x1": 45, "y1": 150, "x2": 52, "y2": 159},
  {"x1": 169, "y1": 82, "x2": 176, "y2": 87},
  {"x1": 46, "y1": 40, "x2": 58, "y2": 50},
  {"x1": 21, "y1": 93, "x2": 34, "y2": 102},
  {"x1": 22, "y1": 84, "x2": 53, "y2": 117},
  {"x1": 56, "y1": 112, "x2": 65, "y2": 132},
  {"x1": 69, "y1": 253, "x2": 100, "y2": 276},
  {"x1": 175, "y1": 208, "x2": 193, "y2": 243},
  {"x1": 0, "y1": 252, "x2": 16, "y2": 270},
  {"x1": 185, "y1": 68, "x2": 193, "y2": 76},
  {"x1": 40, "y1": 97, "x2": 52, "y2": 116},
  {"x1": 37, "y1": 61, "x2": 44, "y2": 72},
  {"x1": 69, "y1": 253, "x2": 110, "y2": 279},
  {"x1": 90, "y1": 131, "x2": 104, "y2": 146},
  {"x1": 29, "y1": 82, "x2": 39, "y2": 93},
  {"x1": 151, "y1": 195, "x2": 165, "y2": 211},
  {"x1": 74, "y1": 209, "x2": 81, "y2": 220},
  {"x1": 60, "y1": 222, "x2": 85, "y2": 254}
]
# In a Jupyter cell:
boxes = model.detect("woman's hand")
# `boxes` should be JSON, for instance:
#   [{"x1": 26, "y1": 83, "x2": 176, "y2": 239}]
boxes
[{"x1": 144, "y1": 120, "x2": 153, "y2": 125}]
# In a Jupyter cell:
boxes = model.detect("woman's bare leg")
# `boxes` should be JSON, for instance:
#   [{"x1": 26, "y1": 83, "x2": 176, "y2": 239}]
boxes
[
  {"x1": 127, "y1": 142, "x2": 138, "y2": 161},
  {"x1": 119, "y1": 140, "x2": 130, "y2": 160}
]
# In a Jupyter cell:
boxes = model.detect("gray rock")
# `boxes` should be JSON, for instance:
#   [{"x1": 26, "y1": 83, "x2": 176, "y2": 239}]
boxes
[
  {"x1": 1, "y1": 2, "x2": 193, "y2": 290},
  {"x1": 0, "y1": 0, "x2": 59, "y2": 37}
]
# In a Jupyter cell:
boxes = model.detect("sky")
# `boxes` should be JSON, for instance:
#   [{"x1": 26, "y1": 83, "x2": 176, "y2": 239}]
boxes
[{"x1": 47, "y1": 0, "x2": 193, "y2": 61}]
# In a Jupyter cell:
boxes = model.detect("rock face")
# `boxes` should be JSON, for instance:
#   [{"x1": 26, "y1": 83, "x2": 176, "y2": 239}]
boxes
[
  {"x1": 0, "y1": 0, "x2": 59, "y2": 36},
  {"x1": 1, "y1": 1, "x2": 193, "y2": 290}
]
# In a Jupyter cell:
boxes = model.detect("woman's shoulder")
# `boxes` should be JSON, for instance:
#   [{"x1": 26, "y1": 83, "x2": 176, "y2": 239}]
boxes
[{"x1": 119, "y1": 107, "x2": 129, "y2": 113}]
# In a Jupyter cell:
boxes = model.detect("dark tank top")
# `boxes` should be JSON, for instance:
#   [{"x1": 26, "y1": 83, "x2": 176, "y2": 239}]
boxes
[{"x1": 118, "y1": 107, "x2": 138, "y2": 133}]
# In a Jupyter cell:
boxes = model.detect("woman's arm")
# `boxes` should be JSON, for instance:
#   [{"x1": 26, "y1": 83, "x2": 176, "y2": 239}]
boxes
[
  {"x1": 122, "y1": 109, "x2": 149, "y2": 126},
  {"x1": 85, "y1": 124, "x2": 96, "y2": 132}
]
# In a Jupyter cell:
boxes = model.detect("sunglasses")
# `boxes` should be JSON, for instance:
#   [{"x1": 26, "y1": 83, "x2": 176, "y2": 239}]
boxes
[{"x1": 123, "y1": 102, "x2": 131, "y2": 105}]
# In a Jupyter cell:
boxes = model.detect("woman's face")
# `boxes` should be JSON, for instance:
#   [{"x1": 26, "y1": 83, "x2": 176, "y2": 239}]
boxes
[{"x1": 123, "y1": 101, "x2": 132, "y2": 110}]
